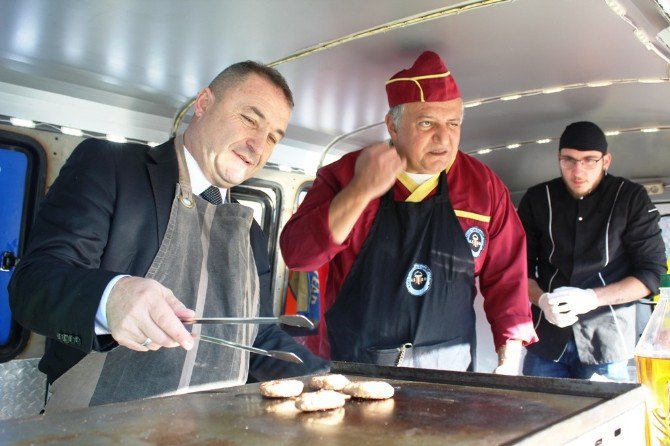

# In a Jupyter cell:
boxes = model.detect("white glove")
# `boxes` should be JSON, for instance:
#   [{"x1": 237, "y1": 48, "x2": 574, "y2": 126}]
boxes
[
  {"x1": 549, "y1": 287, "x2": 599, "y2": 316},
  {"x1": 537, "y1": 293, "x2": 579, "y2": 328}
]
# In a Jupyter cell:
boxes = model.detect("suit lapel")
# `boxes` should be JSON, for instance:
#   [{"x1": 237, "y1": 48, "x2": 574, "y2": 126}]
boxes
[{"x1": 147, "y1": 138, "x2": 178, "y2": 241}]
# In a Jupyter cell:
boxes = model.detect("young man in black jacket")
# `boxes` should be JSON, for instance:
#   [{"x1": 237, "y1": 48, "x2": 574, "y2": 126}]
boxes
[{"x1": 518, "y1": 121, "x2": 666, "y2": 381}]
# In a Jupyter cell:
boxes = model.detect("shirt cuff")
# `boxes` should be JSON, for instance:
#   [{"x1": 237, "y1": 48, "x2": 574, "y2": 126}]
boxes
[
  {"x1": 491, "y1": 317, "x2": 539, "y2": 351},
  {"x1": 95, "y1": 275, "x2": 129, "y2": 335}
]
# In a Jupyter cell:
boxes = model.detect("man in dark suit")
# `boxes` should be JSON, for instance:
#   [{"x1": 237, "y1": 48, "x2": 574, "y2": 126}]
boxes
[{"x1": 9, "y1": 61, "x2": 327, "y2": 408}]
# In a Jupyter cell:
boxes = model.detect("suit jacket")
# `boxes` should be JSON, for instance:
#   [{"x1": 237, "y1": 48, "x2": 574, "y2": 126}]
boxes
[{"x1": 9, "y1": 138, "x2": 327, "y2": 383}]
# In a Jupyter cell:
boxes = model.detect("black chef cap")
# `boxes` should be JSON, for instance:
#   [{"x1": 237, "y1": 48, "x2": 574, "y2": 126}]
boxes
[{"x1": 558, "y1": 121, "x2": 608, "y2": 153}]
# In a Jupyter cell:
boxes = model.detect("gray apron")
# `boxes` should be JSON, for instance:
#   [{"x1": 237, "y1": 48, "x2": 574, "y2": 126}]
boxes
[{"x1": 46, "y1": 136, "x2": 259, "y2": 410}]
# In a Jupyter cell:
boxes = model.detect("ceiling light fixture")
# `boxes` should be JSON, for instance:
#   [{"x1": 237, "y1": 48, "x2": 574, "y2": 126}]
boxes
[
  {"x1": 60, "y1": 126, "x2": 83, "y2": 136},
  {"x1": 587, "y1": 81, "x2": 613, "y2": 87},
  {"x1": 466, "y1": 126, "x2": 670, "y2": 156},
  {"x1": 463, "y1": 77, "x2": 669, "y2": 108},
  {"x1": 323, "y1": 76, "x2": 670, "y2": 161},
  {"x1": 2, "y1": 114, "x2": 170, "y2": 152},
  {"x1": 605, "y1": 0, "x2": 627, "y2": 17},
  {"x1": 639, "y1": 78, "x2": 664, "y2": 83},
  {"x1": 9, "y1": 117, "x2": 36, "y2": 128},
  {"x1": 501, "y1": 94, "x2": 521, "y2": 101},
  {"x1": 105, "y1": 134, "x2": 127, "y2": 143},
  {"x1": 2, "y1": 114, "x2": 304, "y2": 175}
]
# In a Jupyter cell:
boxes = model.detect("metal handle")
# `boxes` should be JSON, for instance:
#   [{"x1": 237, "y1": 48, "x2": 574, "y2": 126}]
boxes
[
  {"x1": 183, "y1": 314, "x2": 315, "y2": 329},
  {"x1": 199, "y1": 335, "x2": 304, "y2": 364},
  {"x1": 1, "y1": 251, "x2": 18, "y2": 271}
]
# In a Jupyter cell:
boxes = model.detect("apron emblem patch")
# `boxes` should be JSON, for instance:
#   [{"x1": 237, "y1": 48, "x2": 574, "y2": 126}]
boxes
[
  {"x1": 465, "y1": 226, "x2": 486, "y2": 258},
  {"x1": 405, "y1": 263, "x2": 432, "y2": 296}
]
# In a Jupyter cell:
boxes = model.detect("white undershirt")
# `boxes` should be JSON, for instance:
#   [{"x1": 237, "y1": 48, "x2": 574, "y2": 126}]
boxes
[
  {"x1": 94, "y1": 144, "x2": 226, "y2": 334},
  {"x1": 183, "y1": 146, "x2": 228, "y2": 199},
  {"x1": 404, "y1": 171, "x2": 436, "y2": 186}
]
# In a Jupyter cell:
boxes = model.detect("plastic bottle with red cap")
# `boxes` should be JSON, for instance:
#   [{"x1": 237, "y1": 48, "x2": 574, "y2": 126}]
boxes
[{"x1": 634, "y1": 273, "x2": 670, "y2": 445}]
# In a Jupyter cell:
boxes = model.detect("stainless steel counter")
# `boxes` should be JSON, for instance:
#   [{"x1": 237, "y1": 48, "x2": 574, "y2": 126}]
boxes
[{"x1": 0, "y1": 362, "x2": 646, "y2": 445}]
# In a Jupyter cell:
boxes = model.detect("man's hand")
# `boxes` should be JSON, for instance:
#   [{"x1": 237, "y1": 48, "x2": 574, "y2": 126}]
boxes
[
  {"x1": 549, "y1": 286, "x2": 600, "y2": 316},
  {"x1": 350, "y1": 141, "x2": 406, "y2": 202},
  {"x1": 493, "y1": 340, "x2": 523, "y2": 375},
  {"x1": 328, "y1": 141, "x2": 406, "y2": 244},
  {"x1": 106, "y1": 276, "x2": 196, "y2": 352},
  {"x1": 537, "y1": 293, "x2": 578, "y2": 328}
]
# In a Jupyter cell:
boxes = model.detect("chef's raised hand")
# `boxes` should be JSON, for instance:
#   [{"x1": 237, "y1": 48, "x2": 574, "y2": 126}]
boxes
[
  {"x1": 106, "y1": 276, "x2": 196, "y2": 352},
  {"x1": 329, "y1": 141, "x2": 406, "y2": 244},
  {"x1": 549, "y1": 286, "x2": 600, "y2": 317},
  {"x1": 351, "y1": 141, "x2": 406, "y2": 202}
]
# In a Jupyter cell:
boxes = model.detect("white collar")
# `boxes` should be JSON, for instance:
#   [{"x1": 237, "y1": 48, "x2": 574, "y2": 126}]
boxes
[
  {"x1": 183, "y1": 145, "x2": 228, "y2": 200},
  {"x1": 404, "y1": 171, "x2": 436, "y2": 185}
]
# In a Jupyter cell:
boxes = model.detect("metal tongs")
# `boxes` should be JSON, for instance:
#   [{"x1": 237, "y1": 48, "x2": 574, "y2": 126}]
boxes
[
  {"x1": 183, "y1": 315, "x2": 315, "y2": 328},
  {"x1": 182, "y1": 314, "x2": 315, "y2": 364}
]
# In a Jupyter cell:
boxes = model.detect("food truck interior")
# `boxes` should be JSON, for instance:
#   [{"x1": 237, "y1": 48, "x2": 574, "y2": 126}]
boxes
[{"x1": 0, "y1": 0, "x2": 669, "y2": 443}]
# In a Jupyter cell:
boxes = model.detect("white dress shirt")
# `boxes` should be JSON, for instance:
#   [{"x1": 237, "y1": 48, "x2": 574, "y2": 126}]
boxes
[{"x1": 94, "y1": 145, "x2": 227, "y2": 334}]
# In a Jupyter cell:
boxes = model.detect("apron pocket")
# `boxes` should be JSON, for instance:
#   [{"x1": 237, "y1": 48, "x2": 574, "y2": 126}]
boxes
[
  {"x1": 366, "y1": 338, "x2": 471, "y2": 371},
  {"x1": 399, "y1": 337, "x2": 472, "y2": 372},
  {"x1": 402, "y1": 338, "x2": 471, "y2": 371}
]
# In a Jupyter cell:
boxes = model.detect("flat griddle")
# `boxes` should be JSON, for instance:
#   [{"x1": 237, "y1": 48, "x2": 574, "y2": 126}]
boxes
[{"x1": 0, "y1": 362, "x2": 646, "y2": 445}]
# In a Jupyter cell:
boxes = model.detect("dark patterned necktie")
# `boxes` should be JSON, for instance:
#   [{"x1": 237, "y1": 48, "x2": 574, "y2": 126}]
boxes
[{"x1": 200, "y1": 185, "x2": 223, "y2": 205}]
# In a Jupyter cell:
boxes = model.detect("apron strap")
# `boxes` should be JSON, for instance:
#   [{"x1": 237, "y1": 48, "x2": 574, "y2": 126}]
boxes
[{"x1": 174, "y1": 134, "x2": 195, "y2": 208}]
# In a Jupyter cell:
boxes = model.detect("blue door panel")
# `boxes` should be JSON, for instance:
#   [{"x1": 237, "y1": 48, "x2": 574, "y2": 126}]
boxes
[
  {"x1": 0, "y1": 130, "x2": 46, "y2": 362},
  {"x1": 0, "y1": 148, "x2": 28, "y2": 345}
]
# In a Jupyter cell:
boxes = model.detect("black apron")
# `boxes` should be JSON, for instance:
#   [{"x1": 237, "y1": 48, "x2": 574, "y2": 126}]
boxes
[{"x1": 326, "y1": 172, "x2": 476, "y2": 371}]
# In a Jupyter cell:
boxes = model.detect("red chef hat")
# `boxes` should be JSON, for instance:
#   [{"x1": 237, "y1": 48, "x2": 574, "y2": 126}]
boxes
[{"x1": 385, "y1": 51, "x2": 461, "y2": 108}]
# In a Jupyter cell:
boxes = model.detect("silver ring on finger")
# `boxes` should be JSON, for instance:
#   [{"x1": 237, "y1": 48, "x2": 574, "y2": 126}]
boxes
[{"x1": 140, "y1": 337, "x2": 152, "y2": 348}]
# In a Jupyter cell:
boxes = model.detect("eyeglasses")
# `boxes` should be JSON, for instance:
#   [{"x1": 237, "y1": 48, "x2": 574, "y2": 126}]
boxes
[{"x1": 559, "y1": 156, "x2": 604, "y2": 170}]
